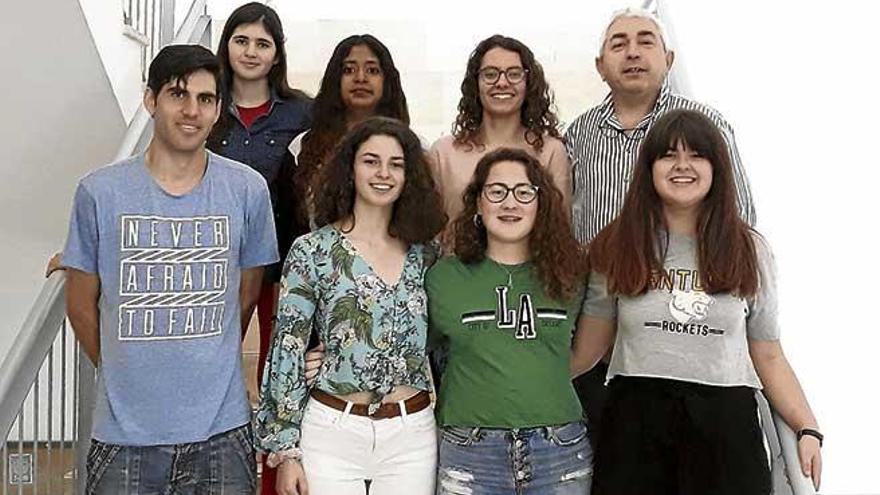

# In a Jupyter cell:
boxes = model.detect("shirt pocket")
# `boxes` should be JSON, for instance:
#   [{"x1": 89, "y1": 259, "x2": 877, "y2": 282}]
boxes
[
  {"x1": 440, "y1": 426, "x2": 482, "y2": 447},
  {"x1": 257, "y1": 133, "x2": 290, "y2": 181},
  {"x1": 265, "y1": 131, "x2": 295, "y2": 161},
  {"x1": 546, "y1": 420, "x2": 589, "y2": 447}
]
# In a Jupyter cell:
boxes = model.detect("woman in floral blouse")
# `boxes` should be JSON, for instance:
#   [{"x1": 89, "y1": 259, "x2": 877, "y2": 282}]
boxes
[{"x1": 256, "y1": 117, "x2": 447, "y2": 495}]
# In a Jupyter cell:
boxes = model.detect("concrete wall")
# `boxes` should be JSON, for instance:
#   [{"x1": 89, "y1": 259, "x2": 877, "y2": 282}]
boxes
[
  {"x1": 78, "y1": 0, "x2": 144, "y2": 122},
  {"x1": 0, "y1": 0, "x2": 125, "y2": 361}
]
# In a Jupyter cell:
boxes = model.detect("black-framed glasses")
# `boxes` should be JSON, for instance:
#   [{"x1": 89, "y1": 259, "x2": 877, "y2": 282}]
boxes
[
  {"x1": 482, "y1": 183, "x2": 539, "y2": 204},
  {"x1": 478, "y1": 66, "x2": 529, "y2": 85}
]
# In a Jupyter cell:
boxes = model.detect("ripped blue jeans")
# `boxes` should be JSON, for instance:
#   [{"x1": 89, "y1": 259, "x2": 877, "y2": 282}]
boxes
[{"x1": 437, "y1": 421, "x2": 593, "y2": 495}]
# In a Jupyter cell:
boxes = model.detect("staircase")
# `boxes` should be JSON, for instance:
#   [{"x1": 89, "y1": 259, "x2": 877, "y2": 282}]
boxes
[{"x1": 0, "y1": 1, "x2": 211, "y2": 492}]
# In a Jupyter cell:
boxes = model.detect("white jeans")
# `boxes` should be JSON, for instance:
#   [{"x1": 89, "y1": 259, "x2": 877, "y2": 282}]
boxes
[{"x1": 300, "y1": 397, "x2": 437, "y2": 494}]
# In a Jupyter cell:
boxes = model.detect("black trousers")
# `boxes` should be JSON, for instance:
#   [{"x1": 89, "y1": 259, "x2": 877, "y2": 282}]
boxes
[
  {"x1": 592, "y1": 376, "x2": 771, "y2": 495},
  {"x1": 573, "y1": 361, "x2": 609, "y2": 451}
]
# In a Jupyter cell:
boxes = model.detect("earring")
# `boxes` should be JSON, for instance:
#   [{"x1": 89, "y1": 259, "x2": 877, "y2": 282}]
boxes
[{"x1": 473, "y1": 214, "x2": 483, "y2": 228}]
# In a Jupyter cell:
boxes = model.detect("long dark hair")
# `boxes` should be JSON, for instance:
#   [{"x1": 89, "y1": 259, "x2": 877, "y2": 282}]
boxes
[
  {"x1": 452, "y1": 35, "x2": 560, "y2": 153},
  {"x1": 454, "y1": 148, "x2": 586, "y2": 301},
  {"x1": 207, "y1": 2, "x2": 309, "y2": 148},
  {"x1": 589, "y1": 110, "x2": 759, "y2": 297},
  {"x1": 313, "y1": 117, "x2": 445, "y2": 244},
  {"x1": 295, "y1": 34, "x2": 410, "y2": 225}
]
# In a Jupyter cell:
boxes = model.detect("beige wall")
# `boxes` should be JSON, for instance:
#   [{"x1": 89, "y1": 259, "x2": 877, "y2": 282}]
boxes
[{"x1": 209, "y1": 4, "x2": 637, "y2": 141}]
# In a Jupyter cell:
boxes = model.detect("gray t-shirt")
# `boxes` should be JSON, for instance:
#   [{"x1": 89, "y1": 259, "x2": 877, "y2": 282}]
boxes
[
  {"x1": 581, "y1": 232, "x2": 779, "y2": 389},
  {"x1": 63, "y1": 151, "x2": 278, "y2": 445}
]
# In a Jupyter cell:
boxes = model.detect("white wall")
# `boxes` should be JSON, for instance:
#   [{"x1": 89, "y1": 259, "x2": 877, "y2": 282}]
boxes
[
  {"x1": 78, "y1": 0, "x2": 145, "y2": 121},
  {"x1": 0, "y1": 2, "x2": 125, "y2": 361},
  {"x1": 664, "y1": 2, "x2": 880, "y2": 492},
  {"x1": 79, "y1": 0, "x2": 200, "y2": 122},
  {"x1": 209, "y1": 0, "x2": 636, "y2": 139}
]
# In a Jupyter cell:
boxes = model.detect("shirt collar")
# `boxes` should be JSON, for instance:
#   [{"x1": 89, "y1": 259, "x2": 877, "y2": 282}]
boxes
[
  {"x1": 599, "y1": 79, "x2": 671, "y2": 130},
  {"x1": 227, "y1": 88, "x2": 282, "y2": 117}
]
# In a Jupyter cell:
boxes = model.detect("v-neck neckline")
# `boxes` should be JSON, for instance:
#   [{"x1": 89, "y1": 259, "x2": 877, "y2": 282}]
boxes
[{"x1": 331, "y1": 226, "x2": 416, "y2": 289}]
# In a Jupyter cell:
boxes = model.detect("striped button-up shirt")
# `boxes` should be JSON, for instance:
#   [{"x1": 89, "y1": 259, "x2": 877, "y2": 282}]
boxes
[{"x1": 564, "y1": 83, "x2": 756, "y2": 244}]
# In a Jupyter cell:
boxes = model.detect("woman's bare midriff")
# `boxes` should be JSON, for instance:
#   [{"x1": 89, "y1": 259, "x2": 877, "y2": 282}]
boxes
[{"x1": 333, "y1": 385, "x2": 422, "y2": 405}]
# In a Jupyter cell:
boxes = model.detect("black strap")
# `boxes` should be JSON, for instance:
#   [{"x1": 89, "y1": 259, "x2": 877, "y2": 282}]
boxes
[{"x1": 797, "y1": 428, "x2": 824, "y2": 447}]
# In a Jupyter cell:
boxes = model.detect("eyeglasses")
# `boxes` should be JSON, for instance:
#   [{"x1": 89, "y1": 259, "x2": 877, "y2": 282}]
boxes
[
  {"x1": 482, "y1": 183, "x2": 539, "y2": 204},
  {"x1": 478, "y1": 66, "x2": 529, "y2": 85}
]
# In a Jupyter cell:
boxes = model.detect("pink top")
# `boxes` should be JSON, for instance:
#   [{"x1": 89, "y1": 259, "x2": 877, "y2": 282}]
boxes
[{"x1": 429, "y1": 134, "x2": 572, "y2": 224}]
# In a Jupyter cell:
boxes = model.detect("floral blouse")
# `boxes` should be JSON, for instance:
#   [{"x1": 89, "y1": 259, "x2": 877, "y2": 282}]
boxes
[{"x1": 255, "y1": 225, "x2": 437, "y2": 452}]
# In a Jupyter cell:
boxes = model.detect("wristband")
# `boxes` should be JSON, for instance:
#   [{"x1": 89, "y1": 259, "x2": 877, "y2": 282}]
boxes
[{"x1": 796, "y1": 428, "x2": 823, "y2": 447}]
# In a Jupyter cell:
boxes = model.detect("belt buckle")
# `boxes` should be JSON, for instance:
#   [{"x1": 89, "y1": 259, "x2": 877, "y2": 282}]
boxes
[{"x1": 367, "y1": 402, "x2": 381, "y2": 417}]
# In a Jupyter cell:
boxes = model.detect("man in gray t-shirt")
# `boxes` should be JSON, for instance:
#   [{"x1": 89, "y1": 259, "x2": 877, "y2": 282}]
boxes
[{"x1": 62, "y1": 45, "x2": 278, "y2": 493}]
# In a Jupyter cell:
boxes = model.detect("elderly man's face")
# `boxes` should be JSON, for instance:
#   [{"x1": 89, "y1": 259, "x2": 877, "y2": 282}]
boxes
[{"x1": 596, "y1": 16, "x2": 673, "y2": 98}]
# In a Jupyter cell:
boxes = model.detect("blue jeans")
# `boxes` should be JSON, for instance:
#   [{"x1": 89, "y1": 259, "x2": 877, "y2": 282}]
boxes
[
  {"x1": 86, "y1": 423, "x2": 257, "y2": 494},
  {"x1": 437, "y1": 421, "x2": 593, "y2": 495}
]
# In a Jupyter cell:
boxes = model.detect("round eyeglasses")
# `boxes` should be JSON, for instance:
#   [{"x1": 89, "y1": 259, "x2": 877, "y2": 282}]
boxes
[
  {"x1": 482, "y1": 183, "x2": 539, "y2": 204},
  {"x1": 478, "y1": 66, "x2": 529, "y2": 85}
]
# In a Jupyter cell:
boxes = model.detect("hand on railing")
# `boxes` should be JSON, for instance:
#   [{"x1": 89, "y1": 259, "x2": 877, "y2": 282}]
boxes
[
  {"x1": 773, "y1": 411, "x2": 820, "y2": 495},
  {"x1": 45, "y1": 252, "x2": 65, "y2": 278},
  {"x1": 798, "y1": 434, "x2": 822, "y2": 491}
]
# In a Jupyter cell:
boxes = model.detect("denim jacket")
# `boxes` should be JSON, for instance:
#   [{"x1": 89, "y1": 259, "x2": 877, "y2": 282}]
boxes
[{"x1": 212, "y1": 93, "x2": 312, "y2": 279}]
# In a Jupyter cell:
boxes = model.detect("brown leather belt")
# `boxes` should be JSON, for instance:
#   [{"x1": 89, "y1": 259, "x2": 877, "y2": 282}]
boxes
[{"x1": 310, "y1": 389, "x2": 431, "y2": 419}]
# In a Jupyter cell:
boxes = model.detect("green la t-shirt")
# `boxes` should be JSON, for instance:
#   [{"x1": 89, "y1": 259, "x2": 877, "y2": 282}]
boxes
[{"x1": 426, "y1": 256, "x2": 584, "y2": 428}]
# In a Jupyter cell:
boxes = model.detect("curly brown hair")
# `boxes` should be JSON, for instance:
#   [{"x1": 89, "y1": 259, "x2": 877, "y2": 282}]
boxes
[
  {"x1": 453, "y1": 148, "x2": 586, "y2": 301},
  {"x1": 452, "y1": 35, "x2": 561, "y2": 153},
  {"x1": 312, "y1": 117, "x2": 447, "y2": 244}
]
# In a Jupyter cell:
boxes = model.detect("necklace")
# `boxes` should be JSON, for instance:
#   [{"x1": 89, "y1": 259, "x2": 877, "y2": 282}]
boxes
[{"x1": 490, "y1": 258, "x2": 530, "y2": 289}]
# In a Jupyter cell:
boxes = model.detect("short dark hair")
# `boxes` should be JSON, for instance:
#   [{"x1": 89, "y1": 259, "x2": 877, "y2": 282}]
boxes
[
  {"x1": 313, "y1": 117, "x2": 446, "y2": 244},
  {"x1": 147, "y1": 44, "x2": 222, "y2": 96}
]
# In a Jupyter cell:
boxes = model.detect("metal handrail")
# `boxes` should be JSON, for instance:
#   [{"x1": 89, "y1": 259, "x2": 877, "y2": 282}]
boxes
[
  {"x1": 0, "y1": 0, "x2": 212, "y2": 409},
  {"x1": 0, "y1": 272, "x2": 66, "y2": 442},
  {"x1": 775, "y1": 413, "x2": 818, "y2": 494},
  {"x1": 123, "y1": 0, "x2": 161, "y2": 82}
]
